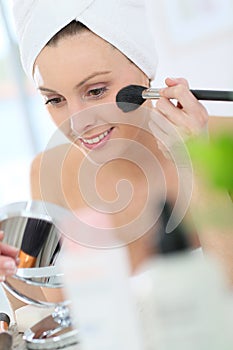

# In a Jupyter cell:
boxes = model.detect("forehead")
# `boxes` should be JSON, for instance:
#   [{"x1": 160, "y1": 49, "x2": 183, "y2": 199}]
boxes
[{"x1": 33, "y1": 31, "x2": 131, "y2": 86}]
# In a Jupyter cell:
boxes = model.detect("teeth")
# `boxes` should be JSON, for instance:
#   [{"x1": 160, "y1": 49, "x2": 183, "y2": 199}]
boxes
[{"x1": 82, "y1": 129, "x2": 111, "y2": 145}]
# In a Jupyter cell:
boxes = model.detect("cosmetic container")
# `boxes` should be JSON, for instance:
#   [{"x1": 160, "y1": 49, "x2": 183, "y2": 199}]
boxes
[{"x1": 0, "y1": 312, "x2": 12, "y2": 350}]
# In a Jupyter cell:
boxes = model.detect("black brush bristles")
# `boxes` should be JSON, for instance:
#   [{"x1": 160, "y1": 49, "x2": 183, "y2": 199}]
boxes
[
  {"x1": 20, "y1": 218, "x2": 52, "y2": 257},
  {"x1": 116, "y1": 84, "x2": 147, "y2": 112}
]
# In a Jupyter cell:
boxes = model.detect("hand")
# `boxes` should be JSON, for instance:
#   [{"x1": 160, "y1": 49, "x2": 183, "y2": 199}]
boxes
[
  {"x1": 157, "y1": 77, "x2": 208, "y2": 137},
  {"x1": 0, "y1": 231, "x2": 19, "y2": 281},
  {"x1": 148, "y1": 77, "x2": 209, "y2": 159}
]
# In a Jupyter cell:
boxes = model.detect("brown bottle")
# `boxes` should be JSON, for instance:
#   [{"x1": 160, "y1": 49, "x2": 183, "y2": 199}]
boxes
[{"x1": 0, "y1": 313, "x2": 12, "y2": 350}]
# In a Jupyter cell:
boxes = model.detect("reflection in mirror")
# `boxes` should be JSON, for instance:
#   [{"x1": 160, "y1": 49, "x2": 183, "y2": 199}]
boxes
[
  {"x1": 0, "y1": 201, "x2": 61, "y2": 269},
  {"x1": 0, "y1": 200, "x2": 66, "y2": 306}
]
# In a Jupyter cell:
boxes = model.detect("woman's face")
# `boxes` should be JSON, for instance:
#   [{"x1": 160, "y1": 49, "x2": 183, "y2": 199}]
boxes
[{"x1": 34, "y1": 30, "x2": 150, "y2": 158}]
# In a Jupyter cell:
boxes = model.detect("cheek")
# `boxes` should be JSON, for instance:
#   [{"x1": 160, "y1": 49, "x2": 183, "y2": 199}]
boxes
[{"x1": 118, "y1": 124, "x2": 141, "y2": 141}]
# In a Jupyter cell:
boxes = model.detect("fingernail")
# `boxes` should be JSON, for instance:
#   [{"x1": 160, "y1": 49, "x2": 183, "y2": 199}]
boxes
[
  {"x1": 4, "y1": 261, "x2": 16, "y2": 270},
  {"x1": 0, "y1": 276, "x2": 5, "y2": 282},
  {"x1": 6, "y1": 268, "x2": 17, "y2": 275}
]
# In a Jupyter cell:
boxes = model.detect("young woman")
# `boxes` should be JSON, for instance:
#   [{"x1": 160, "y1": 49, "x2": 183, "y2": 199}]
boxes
[{"x1": 11, "y1": 1, "x2": 233, "y2": 279}]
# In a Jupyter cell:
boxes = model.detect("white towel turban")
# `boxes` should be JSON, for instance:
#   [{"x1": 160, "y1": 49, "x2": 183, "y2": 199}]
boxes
[{"x1": 12, "y1": 0, "x2": 158, "y2": 80}]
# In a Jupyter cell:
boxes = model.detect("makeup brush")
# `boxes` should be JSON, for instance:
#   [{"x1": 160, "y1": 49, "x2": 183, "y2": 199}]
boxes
[
  {"x1": 18, "y1": 218, "x2": 52, "y2": 268},
  {"x1": 116, "y1": 85, "x2": 233, "y2": 112},
  {"x1": 0, "y1": 312, "x2": 12, "y2": 350}
]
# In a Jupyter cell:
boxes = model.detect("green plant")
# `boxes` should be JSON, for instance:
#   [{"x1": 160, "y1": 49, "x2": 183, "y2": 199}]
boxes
[{"x1": 187, "y1": 133, "x2": 233, "y2": 192}]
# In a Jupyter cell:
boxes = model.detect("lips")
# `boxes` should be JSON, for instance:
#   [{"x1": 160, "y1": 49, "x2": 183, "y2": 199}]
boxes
[{"x1": 79, "y1": 127, "x2": 114, "y2": 150}]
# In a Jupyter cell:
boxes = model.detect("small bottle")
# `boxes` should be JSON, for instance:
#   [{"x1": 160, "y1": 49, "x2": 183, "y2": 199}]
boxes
[
  {"x1": 0, "y1": 312, "x2": 13, "y2": 350},
  {"x1": 131, "y1": 202, "x2": 233, "y2": 350}
]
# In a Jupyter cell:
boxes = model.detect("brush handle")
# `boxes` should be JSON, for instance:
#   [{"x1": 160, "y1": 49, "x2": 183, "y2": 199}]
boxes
[
  {"x1": 18, "y1": 250, "x2": 37, "y2": 268},
  {"x1": 190, "y1": 89, "x2": 233, "y2": 101},
  {"x1": 143, "y1": 88, "x2": 233, "y2": 101},
  {"x1": 0, "y1": 313, "x2": 10, "y2": 332}
]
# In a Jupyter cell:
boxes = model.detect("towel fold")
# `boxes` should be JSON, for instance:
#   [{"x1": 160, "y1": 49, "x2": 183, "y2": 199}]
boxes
[{"x1": 12, "y1": 0, "x2": 158, "y2": 80}]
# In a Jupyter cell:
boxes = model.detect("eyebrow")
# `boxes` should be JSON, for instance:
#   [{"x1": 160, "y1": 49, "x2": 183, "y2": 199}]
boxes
[{"x1": 38, "y1": 71, "x2": 112, "y2": 93}]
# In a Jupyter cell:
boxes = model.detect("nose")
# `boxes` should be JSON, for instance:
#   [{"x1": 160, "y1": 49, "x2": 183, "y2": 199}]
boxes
[
  {"x1": 67, "y1": 99, "x2": 84, "y2": 119},
  {"x1": 69, "y1": 100, "x2": 115, "y2": 137},
  {"x1": 69, "y1": 103, "x2": 98, "y2": 137}
]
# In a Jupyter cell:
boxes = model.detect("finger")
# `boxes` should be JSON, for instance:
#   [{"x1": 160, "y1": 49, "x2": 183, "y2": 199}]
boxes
[
  {"x1": 149, "y1": 108, "x2": 178, "y2": 137},
  {"x1": 0, "y1": 257, "x2": 17, "y2": 276},
  {"x1": 159, "y1": 84, "x2": 199, "y2": 113},
  {"x1": 0, "y1": 231, "x2": 4, "y2": 241},
  {"x1": 158, "y1": 96, "x2": 208, "y2": 135},
  {"x1": 156, "y1": 97, "x2": 195, "y2": 133},
  {"x1": 165, "y1": 77, "x2": 189, "y2": 88},
  {"x1": 0, "y1": 242, "x2": 19, "y2": 259},
  {"x1": 161, "y1": 77, "x2": 198, "y2": 113}
]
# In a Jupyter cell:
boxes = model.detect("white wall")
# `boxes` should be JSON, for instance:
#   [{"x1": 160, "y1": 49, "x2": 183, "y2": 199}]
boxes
[{"x1": 146, "y1": 0, "x2": 233, "y2": 116}]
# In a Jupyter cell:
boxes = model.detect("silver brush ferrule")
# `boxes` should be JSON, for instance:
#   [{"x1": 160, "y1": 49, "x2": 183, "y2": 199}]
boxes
[{"x1": 142, "y1": 88, "x2": 161, "y2": 99}]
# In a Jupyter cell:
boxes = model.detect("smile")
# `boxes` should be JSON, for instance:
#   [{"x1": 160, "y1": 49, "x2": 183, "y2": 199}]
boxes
[{"x1": 80, "y1": 127, "x2": 114, "y2": 149}]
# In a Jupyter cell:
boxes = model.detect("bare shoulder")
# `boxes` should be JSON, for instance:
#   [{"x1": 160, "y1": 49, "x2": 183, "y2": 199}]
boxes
[{"x1": 30, "y1": 143, "x2": 84, "y2": 206}]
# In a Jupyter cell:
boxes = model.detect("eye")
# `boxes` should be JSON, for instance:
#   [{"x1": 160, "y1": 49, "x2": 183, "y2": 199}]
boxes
[
  {"x1": 85, "y1": 86, "x2": 108, "y2": 99},
  {"x1": 45, "y1": 96, "x2": 65, "y2": 106}
]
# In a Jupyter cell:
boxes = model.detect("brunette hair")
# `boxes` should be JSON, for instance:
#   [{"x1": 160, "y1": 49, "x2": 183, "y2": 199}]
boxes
[
  {"x1": 46, "y1": 20, "x2": 88, "y2": 46},
  {"x1": 45, "y1": 19, "x2": 148, "y2": 82}
]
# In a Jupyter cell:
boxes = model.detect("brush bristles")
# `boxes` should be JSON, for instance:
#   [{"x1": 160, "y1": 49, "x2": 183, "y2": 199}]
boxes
[
  {"x1": 116, "y1": 85, "x2": 147, "y2": 112},
  {"x1": 20, "y1": 218, "x2": 52, "y2": 257}
]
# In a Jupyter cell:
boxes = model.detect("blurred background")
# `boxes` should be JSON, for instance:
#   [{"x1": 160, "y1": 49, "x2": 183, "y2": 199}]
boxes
[
  {"x1": 0, "y1": 0, "x2": 56, "y2": 206},
  {"x1": 0, "y1": 0, "x2": 233, "y2": 207}
]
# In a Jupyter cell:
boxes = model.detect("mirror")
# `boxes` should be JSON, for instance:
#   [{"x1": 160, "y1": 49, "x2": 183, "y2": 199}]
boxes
[
  {"x1": 0, "y1": 200, "x2": 65, "y2": 306},
  {"x1": 0, "y1": 201, "x2": 62, "y2": 269},
  {"x1": 0, "y1": 200, "x2": 79, "y2": 348}
]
